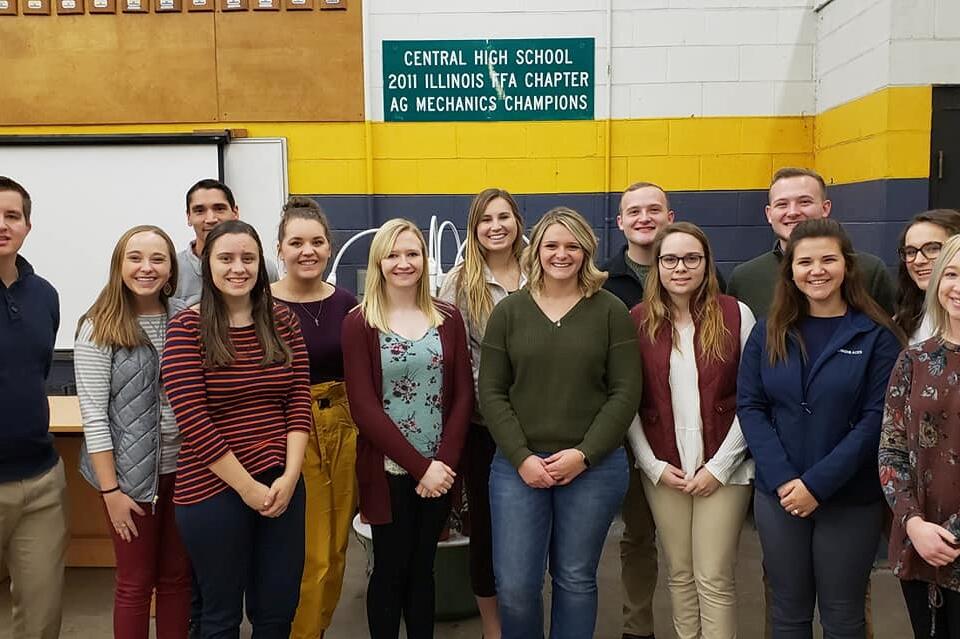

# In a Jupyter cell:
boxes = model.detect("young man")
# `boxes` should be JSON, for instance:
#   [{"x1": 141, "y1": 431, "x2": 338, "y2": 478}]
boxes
[
  {"x1": 727, "y1": 167, "x2": 896, "y2": 318},
  {"x1": 0, "y1": 176, "x2": 67, "y2": 639},
  {"x1": 174, "y1": 178, "x2": 279, "y2": 306},
  {"x1": 603, "y1": 181, "x2": 673, "y2": 639},
  {"x1": 726, "y1": 167, "x2": 890, "y2": 639}
]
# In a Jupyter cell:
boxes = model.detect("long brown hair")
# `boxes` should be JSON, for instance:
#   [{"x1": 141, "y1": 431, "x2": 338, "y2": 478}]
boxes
[
  {"x1": 200, "y1": 220, "x2": 292, "y2": 368},
  {"x1": 453, "y1": 188, "x2": 524, "y2": 332},
  {"x1": 76, "y1": 225, "x2": 178, "y2": 349},
  {"x1": 893, "y1": 209, "x2": 960, "y2": 337},
  {"x1": 766, "y1": 218, "x2": 904, "y2": 365},
  {"x1": 639, "y1": 222, "x2": 731, "y2": 362}
]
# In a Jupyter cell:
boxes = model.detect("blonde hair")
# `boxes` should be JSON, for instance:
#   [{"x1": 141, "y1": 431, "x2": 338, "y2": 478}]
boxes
[
  {"x1": 926, "y1": 234, "x2": 960, "y2": 341},
  {"x1": 77, "y1": 225, "x2": 177, "y2": 349},
  {"x1": 360, "y1": 218, "x2": 444, "y2": 333},
  {"x1": 639, "y1": 222, "x2": 731, "y2": 362},
  {"x1": 454, "y1": 188, "x2": 525, "y2": 332},
  {"x1": 522, "y1": 207, "x2": 607, "y2": 296}
]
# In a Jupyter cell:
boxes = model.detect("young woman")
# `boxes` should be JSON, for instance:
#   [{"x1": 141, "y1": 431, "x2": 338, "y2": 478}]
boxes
[
  {"x1": 162, "y1": 220, "x2": 312, "y2": 638},
  {"x1": 271, "y1": 197, "x2": 359, "y2": 639},
  {"x1": 478, "y1": 207, "x2": 642, "y2": 639},
  {"x1": 881, "y1": 233, "x2": 960, "y2": 638},
  {"x1": 75, "y1": 225, "x2": 191, "y2": 639},
  {"x1": 893, "y1": 209, "x2": 960, "y2": 344},
  {"x1": 737, "y1": 218, "x2": 903, "y2": 638},
  {"x1": 438, "y1": 187, "x2": 525, "y2": 639},
  {"x1": 628, "y1": 222, "x2": 755, "y2": 639},
  {"x1": 341, "y1": 218, "x2": 472, "y2": 639}
]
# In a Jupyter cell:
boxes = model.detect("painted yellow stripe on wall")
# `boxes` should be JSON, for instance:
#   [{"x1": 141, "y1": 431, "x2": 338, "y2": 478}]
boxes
[
  {"x1": 0, "y1": 118, "x2": 813, "y2": 195},
  {"x1": 815, "y1": 86, "x2": 931, "y2": 185},
  {"x1": 0, "y1": 91, "x2": 929, "y2": 196}
]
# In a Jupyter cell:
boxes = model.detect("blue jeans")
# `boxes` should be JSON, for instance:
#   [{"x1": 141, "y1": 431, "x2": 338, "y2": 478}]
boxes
[{"x1": 489, "y1": 448, "x2": 629, "y2": 639}]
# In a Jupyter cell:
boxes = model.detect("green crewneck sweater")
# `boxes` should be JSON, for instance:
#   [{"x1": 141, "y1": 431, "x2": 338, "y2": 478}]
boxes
[{"x1": 478, "y1": 287, "x2": 641, "y2": 468}]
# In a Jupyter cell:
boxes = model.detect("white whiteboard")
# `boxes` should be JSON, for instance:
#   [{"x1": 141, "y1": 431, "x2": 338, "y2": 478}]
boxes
[
  {"x1": 1, "y1": 139, "x2": 289, "y2": 349},
  {"x1": 224, "y1": 137, "x2": 289, "y2": 256}
]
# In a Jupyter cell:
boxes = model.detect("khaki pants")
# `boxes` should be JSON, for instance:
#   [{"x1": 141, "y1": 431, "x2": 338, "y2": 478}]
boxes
[
  {"x1": 643, "y1": 475, "x2": 752, "y2": 639},
  {"x1": 0, "y1": 460, "x2": 68, "y2": 639},
  {"x1": 290, "y1": 382, "x2": 358, "y2": 639},
  {"x1": 620, "y1": 463, "x2": 658, "y2": 637}
]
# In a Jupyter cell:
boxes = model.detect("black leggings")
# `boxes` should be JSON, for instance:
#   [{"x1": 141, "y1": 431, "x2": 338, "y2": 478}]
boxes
[
  {"x1": 901, "y1": 580, "x2": 960, "y2": 639},
  {"x1": 464, "y1": 424, "x2": 497, "y2": 597},
  {"x1": 368, "y1": 473, "x2": 451, "y2": 639}
]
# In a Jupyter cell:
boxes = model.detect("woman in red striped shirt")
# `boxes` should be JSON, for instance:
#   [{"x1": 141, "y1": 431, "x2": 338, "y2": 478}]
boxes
[{"x1": 162, "y1": 220, "x2": 312, "y2": 639}]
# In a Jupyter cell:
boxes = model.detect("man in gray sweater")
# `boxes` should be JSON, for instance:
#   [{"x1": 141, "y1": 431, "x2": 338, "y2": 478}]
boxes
[
  {"x1": 174, "y1": 179, "x2": 279, "y2": 307},
  {"x1": 726, "y1": 167, "x2": 895, "y2": 319}
]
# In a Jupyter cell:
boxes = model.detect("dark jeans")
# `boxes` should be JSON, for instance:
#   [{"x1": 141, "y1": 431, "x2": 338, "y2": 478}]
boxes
[
  {"x1": 368, "y1": 473, "x2": 452, "y2": 639},
  {"x1": 464, "y1": 424, "x2": 497, "y2": 598},
  {"x1": 175, "y1": 469, "x2": 306, "y2": 639},
  {"x1": 901, "y1": 579, "x2": 960, "y2": 639},
  {"x1": 754, "y1": 490, "x2": 882, "y2": 639}
]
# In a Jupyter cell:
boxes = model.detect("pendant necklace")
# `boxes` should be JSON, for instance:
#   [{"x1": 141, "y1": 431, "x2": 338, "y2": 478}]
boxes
[{"x1": 296, "y1": 299, "x2": 325, "y2": 326}]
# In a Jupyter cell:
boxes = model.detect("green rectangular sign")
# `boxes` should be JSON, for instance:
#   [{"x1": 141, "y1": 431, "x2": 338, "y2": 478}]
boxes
[{"x1": 382, "y1": 38, "x2": 595, "y2": 122}]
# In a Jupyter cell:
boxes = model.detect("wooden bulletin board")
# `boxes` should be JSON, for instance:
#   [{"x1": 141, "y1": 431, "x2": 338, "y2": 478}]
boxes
[{"x1": 0, "y1": 2, "x2": 363, "y2": 124}]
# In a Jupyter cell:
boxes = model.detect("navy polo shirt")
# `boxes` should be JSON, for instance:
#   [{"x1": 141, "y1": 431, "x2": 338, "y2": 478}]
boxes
[{"x1": 0, "y1": 255, "x2": 59, "y2": 483}]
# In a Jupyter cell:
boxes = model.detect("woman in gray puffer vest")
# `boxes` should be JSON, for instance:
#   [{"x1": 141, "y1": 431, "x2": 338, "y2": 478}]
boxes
[{"x1": 75, "y1": 225, "x2": 191, "y2": 639}]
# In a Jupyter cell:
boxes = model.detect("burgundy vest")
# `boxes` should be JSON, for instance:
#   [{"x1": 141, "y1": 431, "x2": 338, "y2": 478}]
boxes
[{"x1": 630, "y1": 295, "x2": 741, "y2": 469}]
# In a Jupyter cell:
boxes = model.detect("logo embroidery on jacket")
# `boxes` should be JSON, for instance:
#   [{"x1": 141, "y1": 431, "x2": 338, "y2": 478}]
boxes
[{"x1": 838, "y1": 348, "x2": 863, "y2": 355}]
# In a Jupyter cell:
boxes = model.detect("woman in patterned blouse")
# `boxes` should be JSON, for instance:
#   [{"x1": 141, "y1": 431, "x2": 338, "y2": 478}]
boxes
[
  {"x1": 881, "y1": 233, "x2": 960, "y2": 638},
  {"x1": 341, "y1": 218, "x2": 472, "y2": 639}
]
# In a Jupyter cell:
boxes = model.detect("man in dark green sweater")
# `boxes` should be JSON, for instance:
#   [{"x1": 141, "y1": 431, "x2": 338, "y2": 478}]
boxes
[
  {"x1": 727, "y1": 167, "x2": 895, "y2": 318},
  {"x1": 726, "y1": 167, "x2": 886, "y2": 639}
]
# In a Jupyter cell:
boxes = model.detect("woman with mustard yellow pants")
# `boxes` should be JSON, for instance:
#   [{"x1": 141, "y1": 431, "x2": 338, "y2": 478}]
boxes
[{"x1": 272, "y1": 197, "x2": 360, "y2": 638}]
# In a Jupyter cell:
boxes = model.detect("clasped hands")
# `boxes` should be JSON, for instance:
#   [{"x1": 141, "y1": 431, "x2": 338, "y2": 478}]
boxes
[
  {"x1": 240, "y1": 472, "x2": 299, "y2": 517},
  {"x1": 658, "y1": 464, "x2": 722, "y2": 497},
  {"x1": 518, "y1": 449, "x2": 587, "y2": 488},
  {"x1": 416, "y1": 460, "x2": 456, "y2": 498},
  {"x1": 776, "y1": 478, "x2": 819, "y2": 518}
]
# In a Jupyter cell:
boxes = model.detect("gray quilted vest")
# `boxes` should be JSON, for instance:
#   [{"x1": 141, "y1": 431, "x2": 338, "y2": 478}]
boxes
[{"x1": 78, "y1": 300, "x2": 185, "y2": 502}]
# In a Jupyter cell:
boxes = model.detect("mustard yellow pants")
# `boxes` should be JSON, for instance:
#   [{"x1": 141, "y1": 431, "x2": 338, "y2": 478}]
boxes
[{"x1": 290, "y1": 381, "x2": 358, "y2": 639}]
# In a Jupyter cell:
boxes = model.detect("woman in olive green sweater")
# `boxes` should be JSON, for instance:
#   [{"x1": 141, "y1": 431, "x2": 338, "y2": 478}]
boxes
[{"x1": 478, "y1": 207, "x2": 642, "y2": 639}]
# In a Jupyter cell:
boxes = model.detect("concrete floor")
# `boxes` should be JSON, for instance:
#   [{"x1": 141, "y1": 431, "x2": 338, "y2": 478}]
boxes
[{"x1": 0, "y1": 519, "x2": 913, "y2": 638}]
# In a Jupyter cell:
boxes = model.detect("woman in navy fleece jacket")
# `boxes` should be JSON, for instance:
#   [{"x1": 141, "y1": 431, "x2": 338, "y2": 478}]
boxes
[{"x1": 737, "y1": 219, "x2": 903, "y2": 639}]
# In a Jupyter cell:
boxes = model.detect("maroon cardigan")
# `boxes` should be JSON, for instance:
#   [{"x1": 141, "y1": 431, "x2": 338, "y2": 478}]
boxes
[
  {"x1": 341, "y1": 301, "x2": 473, "y2": 525},
  {"x1": 631, "y1": 294, "x2": 741, "y2": 469}
]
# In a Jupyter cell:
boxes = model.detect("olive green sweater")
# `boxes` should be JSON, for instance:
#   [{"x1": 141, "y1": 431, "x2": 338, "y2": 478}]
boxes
[{"x1": 478, "y1": 287, "x2": 642, "y2": 468}]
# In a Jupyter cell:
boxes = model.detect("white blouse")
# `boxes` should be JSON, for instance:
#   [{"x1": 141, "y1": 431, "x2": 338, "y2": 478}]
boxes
[
  {"x1": 627, "y1": 301, "x2": 756, "y2": 486},
  {"x1": 910, "y1": 312, "x2": 935, "y2": 346}
]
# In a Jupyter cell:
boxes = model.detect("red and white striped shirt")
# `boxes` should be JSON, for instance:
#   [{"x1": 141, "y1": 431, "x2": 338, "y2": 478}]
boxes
[{"x1": 162, "y1": 304, "x2": 312, "y2": 505}]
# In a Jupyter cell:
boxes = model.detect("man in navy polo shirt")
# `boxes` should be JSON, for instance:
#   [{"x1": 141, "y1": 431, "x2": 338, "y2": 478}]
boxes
[{"x1": 0, "y1": 176, "x2": 66, "y2": 639}]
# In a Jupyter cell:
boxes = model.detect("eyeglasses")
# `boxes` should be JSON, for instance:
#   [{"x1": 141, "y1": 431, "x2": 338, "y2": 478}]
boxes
[
  {"x1": 898, "y1": 241, "x2": 943, "y2": 263},
  {"x1": 659, "y1": 253, "x2": 704, "y2": 270}
]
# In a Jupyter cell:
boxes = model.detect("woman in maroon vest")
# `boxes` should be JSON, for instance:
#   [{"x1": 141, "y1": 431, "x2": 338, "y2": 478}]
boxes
[{"x1": 628, "y1": 222, "x2": 756, "y2": 639}]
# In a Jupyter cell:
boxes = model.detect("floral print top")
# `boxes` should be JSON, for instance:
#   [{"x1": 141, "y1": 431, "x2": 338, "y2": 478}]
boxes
[
  {"x1": 379, "y1": 328, "x2": 444, "y2": 475},
  {"x1": 879, "y1": 337, "x2": 960, "y2": 591}
]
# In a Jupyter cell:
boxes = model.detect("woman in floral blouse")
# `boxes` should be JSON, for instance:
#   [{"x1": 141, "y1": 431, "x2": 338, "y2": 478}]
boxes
[
  {"x1": 342, "y1": 218, "x2": 472, "y2": 639},
  {"x1": 880, "y1": 233, "x2": 960, "y2": 638}
]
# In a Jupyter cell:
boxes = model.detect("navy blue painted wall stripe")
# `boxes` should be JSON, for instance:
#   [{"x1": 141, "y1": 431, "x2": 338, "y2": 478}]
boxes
[{"x1": 309, "y1": 177, "x2": 928, "y2": 293}]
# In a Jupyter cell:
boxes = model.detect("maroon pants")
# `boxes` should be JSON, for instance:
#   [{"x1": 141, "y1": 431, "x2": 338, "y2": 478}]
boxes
[{"x1": 104, "y1": 473, "x2": 192, "y2": 639}]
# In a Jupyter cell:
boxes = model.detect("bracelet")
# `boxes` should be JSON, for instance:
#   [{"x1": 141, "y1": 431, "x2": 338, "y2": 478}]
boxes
[{"x1": 99, "y1": 485, "x2": 121, "y2": 495}]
